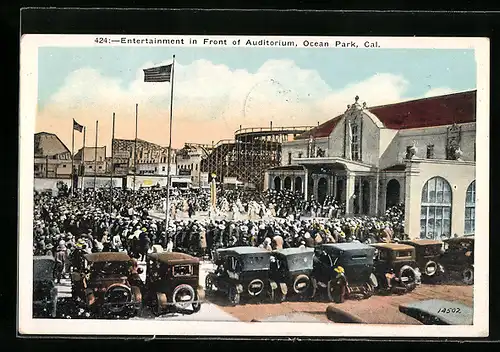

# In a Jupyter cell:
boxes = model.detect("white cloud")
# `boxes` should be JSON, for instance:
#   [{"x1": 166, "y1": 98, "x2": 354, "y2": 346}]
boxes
[
  {"x1": 46, "y1": 59, "x2": 411, "y2": 123},
  {"x1": 40, "y1": 59, "x2": 415, "y2": 149}
]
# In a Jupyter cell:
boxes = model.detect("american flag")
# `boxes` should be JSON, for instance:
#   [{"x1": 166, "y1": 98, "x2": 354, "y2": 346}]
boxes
[
  {"x1": 73, "y1": 119, "x2": 84, "y2": 132},
  {"x1": 143, "y1": 64, "x2": 172, "y2": 82}
]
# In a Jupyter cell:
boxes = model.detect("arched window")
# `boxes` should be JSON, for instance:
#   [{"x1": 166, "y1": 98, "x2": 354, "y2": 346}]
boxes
[
  {"x1": 284, "y1": 177, "x2": 292, "y2": 190},
  {"x1": 420, "y1": 177, "x2": 452, "y2": 239},
  {"x1": 464, "y1": 180, "x2": 476, "y2": 235}
]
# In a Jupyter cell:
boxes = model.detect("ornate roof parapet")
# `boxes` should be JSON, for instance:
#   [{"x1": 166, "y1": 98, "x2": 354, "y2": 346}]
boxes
[{"x1": 346, "y1": 95, "x2": 366, "y2": 113}]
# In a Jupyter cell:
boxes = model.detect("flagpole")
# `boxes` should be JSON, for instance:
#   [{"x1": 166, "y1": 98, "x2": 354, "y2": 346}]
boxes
[
  {"x1": 94, "y1": 120, "x2": 98, "y2": 203},
  {"x1": 82, "y1": 127, "x2": 86, "y2": 194},
  {"x1": 165, "y1": 55, "x2": 175, "y2": 240},
  {"x1": 71, "y1": 121, "x2": 75, "y2": 197},
  {"x1": 134, "y1": 104, "x2": 138, "y2": 193},
  {"x1": 110, "y1": 112, "x2": 116, "y2": 214}
]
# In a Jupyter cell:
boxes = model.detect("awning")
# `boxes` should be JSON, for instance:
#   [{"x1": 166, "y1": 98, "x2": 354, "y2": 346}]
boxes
[{"x1": 171, "y1": 177, "x2": 192, "y2": 183}]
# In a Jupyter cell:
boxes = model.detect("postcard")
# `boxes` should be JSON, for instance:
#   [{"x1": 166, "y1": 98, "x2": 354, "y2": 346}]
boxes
[{"x1": 19, "y1": 34, "x2": 489, "y2": 338}]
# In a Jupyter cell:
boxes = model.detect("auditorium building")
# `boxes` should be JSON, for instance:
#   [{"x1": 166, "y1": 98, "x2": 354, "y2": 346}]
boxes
[{"x1": 264, "y1": 90, "x2": 477, "y2": 239}]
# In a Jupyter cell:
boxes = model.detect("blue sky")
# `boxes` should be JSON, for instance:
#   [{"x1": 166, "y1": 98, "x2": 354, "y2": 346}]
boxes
[
  {"x1": 38, "y1": 47, "x2": 476, "y2": 109},
  {"x1": 36, "y1": 46, "x2": 477, "y2": 149}
]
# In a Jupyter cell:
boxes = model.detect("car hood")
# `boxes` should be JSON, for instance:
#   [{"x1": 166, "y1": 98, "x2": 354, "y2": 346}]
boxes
[
  {"x1": 399, "y1": 299, "x2": 473, "y2": 325},
  {"x1": 89, "y1": 275, "x2": 130, "y2": 288}
]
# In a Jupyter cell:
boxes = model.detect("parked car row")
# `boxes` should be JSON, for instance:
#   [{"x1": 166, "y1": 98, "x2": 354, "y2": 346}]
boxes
[
  {"x1": 32, "y1": 236, "x2": 474, "y2": 317},
  {"x1": 33, "y1": 250, "x2": 204, "y2": 319},
  {"x1": 205, "y1": 236, "x2": 475, "y2": 305}
]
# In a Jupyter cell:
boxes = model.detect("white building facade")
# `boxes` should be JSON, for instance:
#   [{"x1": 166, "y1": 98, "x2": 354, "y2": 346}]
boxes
[
  {"x1": 176, "y1": 143, "x2": 212, "y2": 188},
  {"x1": 265, "y1": 90, "x2": 477, "y2": 239}
]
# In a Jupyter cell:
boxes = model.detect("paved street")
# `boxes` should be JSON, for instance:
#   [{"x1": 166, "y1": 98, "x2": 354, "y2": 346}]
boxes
[{"x1": 207, "y1": 279, "x2": 473, "y2": 324}]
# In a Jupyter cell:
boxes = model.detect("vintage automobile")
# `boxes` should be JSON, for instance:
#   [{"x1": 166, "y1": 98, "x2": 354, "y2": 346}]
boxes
[
  {"x1": 399, "y1": 299, "x2": 473, "y2": 325},
  {"x1": 400, "y1": 239, "x2": 445, "y2": 279},
  {"x1": 371, "y1": 243, "x2": 421, "y2": 294},
  {"x1": 269, "y1": 247, "x2": 315, "y2": 302},
  {"x1": 440, "y1": 236, "x2": 474, "y2": 285},
  {"x1": 70, "y1": 252, "x2": 143, "y2": 317},
  {"x1": 205, "y1": 246, "x2": 275, "y2": 305},
  {"x1": 312, "y1": 243, "x2": 377, "y2": 303},
  {"x1": 145, "y1": 251, "x2": 204, "y2": 315},
  {"x1": 33, "y1": 256, "x2": 58, "y2": 318}
]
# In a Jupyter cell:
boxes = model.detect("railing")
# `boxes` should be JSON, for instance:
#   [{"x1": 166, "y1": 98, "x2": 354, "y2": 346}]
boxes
[
  {"x1": 234, "y1": 125, "x2": 315, "y2": 135},
  {"x1": 211, "y1": 139, "x2": 235, "y2": 149}
]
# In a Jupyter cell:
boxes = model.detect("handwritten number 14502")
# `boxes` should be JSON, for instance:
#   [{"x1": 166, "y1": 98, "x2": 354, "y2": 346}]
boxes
[{"x1": 437, "y1": 307, "x2": 461, "y2": 314}]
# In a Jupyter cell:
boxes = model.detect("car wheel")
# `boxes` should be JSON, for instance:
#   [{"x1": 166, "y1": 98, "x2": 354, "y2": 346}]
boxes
[
  {"x1": 274, "y1": 288, "x2": 286, "y2": 303},
  {"x1": 462, "y1": 267, "x2": 474, "y2": 285},
  {"x1": 266, "y1": 284, "x2": 276, "y2": 303},
  {"x1": 363, "y1": 282, "x2": 374, "y2": 298},
  {"x1": 228, "y1": 286, "x2": 240, "y2": 306},
  {"x1": 292, "y1": 274, "x2": 311, "y2": 296},
  {"x1": 369, "y1": 273, "x2": 378, "y2": 289},
  {"x1": 308, "y1": 277, "x2": 317, "y2": 299},
  {"x1": 399, "y1": 265, "x2": 417, "y2": 291},
  {"x1": 424, "y1": 261, "x2": 438, "y2": 277},
  {"x1": 152, "y1": 292, "x2": 166, "y2": 317},
  {"x1": 327, "y1": 280, "x2": 346, "y2": 303},
  {"x1": 172, "y1": 284, "x2": 196, "y2": 311}
]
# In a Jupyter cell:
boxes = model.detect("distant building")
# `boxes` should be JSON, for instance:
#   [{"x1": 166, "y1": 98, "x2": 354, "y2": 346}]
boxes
[
  {"x1": 112, "y1": 138, "x2": 176, "y2": 176},
  {"x1": 74, "y1": 146, "x2": 108, "y2": 175},
  {"x1": 176, "y1": 143, "x2": 212, "y2": 187},
  {"x1": 34, "y1": 132, "x2": 72, "y2": 178}
]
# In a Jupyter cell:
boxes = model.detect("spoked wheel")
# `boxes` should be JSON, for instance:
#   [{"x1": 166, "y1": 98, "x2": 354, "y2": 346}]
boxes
[
  {"x1": 327, "y1": 280, "x2": 346, "y2": 303},
  {"x1": 152, "y1": 293, "x2": 166, "y2": 317},
  {"x1": 462, "y1": 267, "x2": 474, "y2": 285},
  {"x1": 363, "y1": 282, "x2": 375, "y2": 299},
  {"x1": 275, "y1": 290, "x2": 286, "y2": 303},
  {"x1": 399, "y1": 266, "x2": 418, "y2": 292},
  {"x1": 228, "y1": 286, "x2": 240, "y2": 306},
  {"x1": 424, "y1": 261, "x2": 438, "y2": 278},
  {"x1": 292, "y1": 275, "x2": 311, "y2": 300},
  {"x1": 308, "y1": 277, "x2": 318, "y2": 300},
  {"x1": 172, "y1": 284, "x2": 196, "y2": 311}
]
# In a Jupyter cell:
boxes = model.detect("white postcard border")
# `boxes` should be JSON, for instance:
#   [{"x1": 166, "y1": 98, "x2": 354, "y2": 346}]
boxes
[{"x1": 19, "y1": 34, "x2": 490, "y2": 337}]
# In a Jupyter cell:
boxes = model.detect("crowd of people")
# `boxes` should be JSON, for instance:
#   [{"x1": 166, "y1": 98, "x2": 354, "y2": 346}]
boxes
[{"x1": 33, "y1": 186, "x2": 408, "y2": 279}]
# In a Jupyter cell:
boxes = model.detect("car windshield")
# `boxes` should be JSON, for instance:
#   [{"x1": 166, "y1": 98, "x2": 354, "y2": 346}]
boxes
[
  {"x1": 91, "y1": 261, "x2": 130, "y2": 277},
  {"x1": 378, "y1": 250, "x2": 389, "y2": 261},
  {"x1": 287, "y1": 254, "x2": 313, "y2": 271},
  {"x1": 395, "y1": 250, "x2": 413, "y2": 259},
  {"x1": 423, "y1": 246, "x2": 440, "y2": 256}
]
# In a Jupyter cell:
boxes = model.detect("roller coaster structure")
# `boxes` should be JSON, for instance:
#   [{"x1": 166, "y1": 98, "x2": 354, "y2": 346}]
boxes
[{"x1": 200, "y1": 125, "x2": 314, "y2": 190}]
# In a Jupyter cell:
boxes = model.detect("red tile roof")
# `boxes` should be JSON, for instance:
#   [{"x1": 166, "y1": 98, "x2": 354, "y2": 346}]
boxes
[
  {"x1": 295, "y1": 90, "x2": 476, "y2": 139},
  {"x1": 369, "y1": 90, "x2": 476, "y2": 130},
  {"x1": 295, "y1": 115, "x2": 342, "y2": 140}
]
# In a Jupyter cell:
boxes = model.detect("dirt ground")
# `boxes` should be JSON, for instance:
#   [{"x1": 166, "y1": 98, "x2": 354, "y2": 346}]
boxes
[{"x1": 207, "y1": 280, "x2": 473, "y2": 324}]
